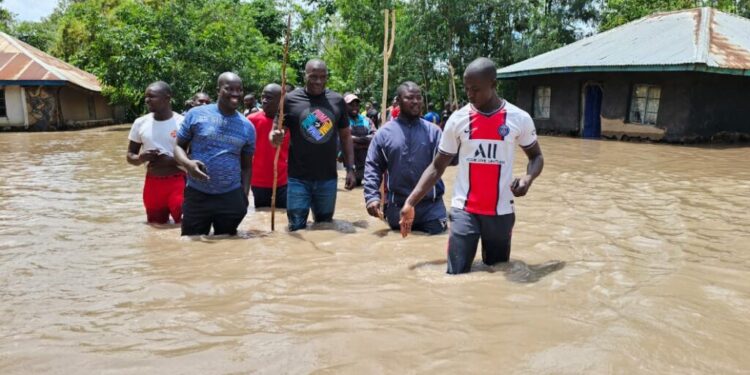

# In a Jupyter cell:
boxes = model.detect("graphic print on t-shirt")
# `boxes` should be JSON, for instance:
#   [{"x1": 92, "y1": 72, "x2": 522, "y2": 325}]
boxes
[
  {"x1": 465, "y1": 109, "x2": 506, "y2": 215},
  {"x1": 300, "y1": 107, "x2": 336, "y2": 144}
]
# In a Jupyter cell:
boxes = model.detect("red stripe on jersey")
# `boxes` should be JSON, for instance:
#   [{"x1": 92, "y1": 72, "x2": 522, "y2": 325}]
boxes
[{"x1": 465, "y1": 108, "x2": 507, "y2": 215}]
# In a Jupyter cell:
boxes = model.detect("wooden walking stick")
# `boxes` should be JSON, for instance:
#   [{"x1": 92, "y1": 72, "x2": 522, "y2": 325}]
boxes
[{"x1": 271, "y1": 14, "x2": 292, "y2": 231}]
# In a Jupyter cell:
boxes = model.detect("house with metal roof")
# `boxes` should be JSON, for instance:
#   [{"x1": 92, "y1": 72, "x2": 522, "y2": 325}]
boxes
[
  {"x1": 0, "y1": 32, "x2": 114, "y2": 130},
  {"x1": 497, "y1": 7, "x2": 750, "y2": 142}
]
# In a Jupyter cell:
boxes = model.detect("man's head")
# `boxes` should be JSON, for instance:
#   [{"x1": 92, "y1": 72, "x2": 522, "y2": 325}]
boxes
[
  {"x1": 427, "y1": 102, "x2": 435, "y2": 112},
  {"x1": 216, "y1": 72, "x2": 243, "y2": 111},
  {"x1": 243, "y1": 94, "x2": 256, "y2": 110},
  {"x1": 260, "y1": 83, "x2": 282, "y2": 116},
  {"x1": 463, "y1": 57, "x2": 498, "y2": 108},
  {"x1": 304, "y1": 59, "x2": 328, "y2": 96},
  {"x1": 192, "y1": 92, "x2": 211, "y2": 106},
  {"x1": 396, "y1": 81, "x2": 423, "y2": 119},
  {"x1": 144, "y1": 81, "x2": 172, "y2": 114},
  {"x1": 344, "y1": 93, "x2": 361, "y2": 117}
]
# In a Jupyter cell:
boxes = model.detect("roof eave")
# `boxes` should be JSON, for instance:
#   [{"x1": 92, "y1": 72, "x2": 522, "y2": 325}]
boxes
[
  {"x1": 0, "y1": 80, "x2": 68, "y2": 87},
  {"x1": 497, "y1": 64, "x2": 750, "y2": 79}
]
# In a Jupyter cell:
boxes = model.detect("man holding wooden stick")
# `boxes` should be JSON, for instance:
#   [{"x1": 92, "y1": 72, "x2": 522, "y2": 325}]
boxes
[
  {"x1": 270, "y1": 59, "x2": 356, "y2": 231},
  {"x1": 249, "y1": 83, "x2": 288, "y2": 208}
]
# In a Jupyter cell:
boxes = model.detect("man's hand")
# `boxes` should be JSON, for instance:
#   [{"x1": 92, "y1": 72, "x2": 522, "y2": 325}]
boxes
[
  {"x1": 270, "y1": 128, "x2": 285, "y2": 147},
  {"x1": 366, "y1": 200, "x2": 383, "y2": 219},
  {"x1": 138, "y1": 149, "x2": 160, "y2": 163},
  {"x1": 399, "y1": 203, "x2": 415, "y2": 238},
  {"x1": 345, "y1": 170, "x2": 356, "y2": 190},
  {"x1": 185, "y1": 160, "x2": 209, "y2": 181},
  {"x1": 511, "y1": 175, "x2": 533, "y2": 197}
]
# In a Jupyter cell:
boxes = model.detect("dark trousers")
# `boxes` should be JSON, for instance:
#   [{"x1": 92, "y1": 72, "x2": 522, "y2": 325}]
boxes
[
  {"x1": 447, "y1": 208, "x2": 515, "y2": 274},
  {"x1": 384, "y1": 199, "x2": 447, "y2": 235},
  {"x1": 251, "y1": 185, "x2": 287, "y2": 208},
  {"x1": 181, "y1": 186, "x2": 248, "y2": 236}
]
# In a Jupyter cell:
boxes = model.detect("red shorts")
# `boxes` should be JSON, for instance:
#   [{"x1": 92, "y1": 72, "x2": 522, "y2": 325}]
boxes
[{"x1": 143, "y1": 173, "x2": 185, "y2": 224}]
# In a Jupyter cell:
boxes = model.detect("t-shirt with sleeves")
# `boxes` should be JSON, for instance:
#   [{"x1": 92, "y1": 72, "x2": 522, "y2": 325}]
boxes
[
  {"x1": 282, "y1": 88, "x2": 349, "y2": 181},
  {"x1": 128, "y1": 112, "x2": 184, "y2": 157},
  {"x1": 439, "y1": 101, "x2": 538, "y2": 216},
  {"x1": 177, "y1": 104, "x2": 256, "y2": 195},
  {"x1": 248, "y1": 110, "x2": 289, "y2": 188}
]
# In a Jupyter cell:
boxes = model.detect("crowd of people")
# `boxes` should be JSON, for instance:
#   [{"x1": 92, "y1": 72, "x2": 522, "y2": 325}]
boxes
[{"x1": 126, "y1": 57, "x2": 544, "y2": 274}]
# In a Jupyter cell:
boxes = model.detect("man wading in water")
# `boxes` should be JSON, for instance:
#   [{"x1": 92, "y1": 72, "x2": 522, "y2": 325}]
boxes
[
  {"x1": 248, "y1": 83, "x2": 289, "y2": 208},
  {"x1": 126, "y1": 81, "x2": 185, "y2": 224},
  {"x1": 400, "y1": 58, "x2": 544, "y2": 274},
  {"x1": 174, "y1": 72, "x2": 256, "y2": 236},
  {"x1": 270, "y1": 59, "x2": 356, "y2": 231},
  {"x1": 364, "y1": 81, "x2": 448, "y2": 234}
]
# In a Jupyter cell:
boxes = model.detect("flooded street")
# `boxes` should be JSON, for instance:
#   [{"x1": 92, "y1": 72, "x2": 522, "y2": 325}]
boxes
[{"x1": 1, "y1": 126, "x2": 749, "y2": 374}]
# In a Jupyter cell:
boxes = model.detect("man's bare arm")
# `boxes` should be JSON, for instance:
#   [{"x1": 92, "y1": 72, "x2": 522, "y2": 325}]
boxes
[{"x1": 511, "y1": 142, "x2": 543, "y2": 197}]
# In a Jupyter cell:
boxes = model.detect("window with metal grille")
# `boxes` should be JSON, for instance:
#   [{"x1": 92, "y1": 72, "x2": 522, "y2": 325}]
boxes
[
  {"x1": 0, "y1": 89, "x2": 6, "y2": 118},
  {"x1": 629, "y1": 84, "x2": 661, "y2": 125},
  {"x1": 533, "y1": 86, "x2": 551, "y2": 119}
]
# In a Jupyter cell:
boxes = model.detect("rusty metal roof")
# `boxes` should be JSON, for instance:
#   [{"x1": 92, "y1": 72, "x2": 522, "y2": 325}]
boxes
[
  {"x1": 0, "y1": 32, "x2": 102, "y2": 91},
  {"x1": 498, "y1": 8, "x2": 750, "y2": 78}
]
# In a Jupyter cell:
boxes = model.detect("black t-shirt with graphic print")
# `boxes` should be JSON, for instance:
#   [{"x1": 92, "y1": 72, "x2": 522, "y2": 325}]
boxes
[{"x1": 283, "y1": 88, "x2": 349, "y2": 181}]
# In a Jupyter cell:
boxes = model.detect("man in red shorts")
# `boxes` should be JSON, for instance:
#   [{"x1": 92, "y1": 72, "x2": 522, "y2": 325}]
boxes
[
  {"x1": 248, "y1": 83, "x2": 289, "y2": 208},
  {"x1": 400, "y1": 58, "x2": 544, "y2": 274},
  {"x1": 126, "y1": 81, "x2": 185, "y2": 224}
]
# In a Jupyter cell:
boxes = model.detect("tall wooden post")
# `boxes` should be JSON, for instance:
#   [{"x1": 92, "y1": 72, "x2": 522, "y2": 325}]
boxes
[{"x1": 380, "y1": 9, "x2": 396, "y2": 125}]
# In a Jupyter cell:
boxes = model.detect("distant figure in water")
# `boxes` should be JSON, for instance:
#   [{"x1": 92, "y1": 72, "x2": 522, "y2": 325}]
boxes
[
  {"x1": 400, "y1": 57, "x2": 544, "y2": 274},
  {"x1": 174, "y1": 72, "x2": 256, "y2": 236},
  {"x1": 126, "y1": 81, "x2": 185, "y2": 224}
]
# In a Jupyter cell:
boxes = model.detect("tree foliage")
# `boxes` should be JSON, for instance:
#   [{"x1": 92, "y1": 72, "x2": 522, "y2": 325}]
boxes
[{"x1": 3, "y1": 0, "x2": 750, "y2": 119}]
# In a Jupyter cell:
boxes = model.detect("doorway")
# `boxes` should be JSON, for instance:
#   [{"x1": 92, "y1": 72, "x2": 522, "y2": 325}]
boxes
[{"x1": 582, "y1": 84, "x2": 602, "y2": 139}]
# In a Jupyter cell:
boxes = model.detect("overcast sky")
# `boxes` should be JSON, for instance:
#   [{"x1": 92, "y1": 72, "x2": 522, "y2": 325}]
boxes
[{"x1": 5, "y1": 0, "x2": 57, "y2": 21}]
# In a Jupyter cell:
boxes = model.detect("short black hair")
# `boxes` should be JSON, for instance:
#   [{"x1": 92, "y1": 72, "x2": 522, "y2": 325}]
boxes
[
  {"x1": 217, "y1": 72, "x2": 242, "y2": 88},
  {"x1": 463, "y1": 57, "x2": 497, "y2": 82},
  {"x1": 147, "y1": 81, "x2": 172, "y2": 96},
  {"x1": 396, "y1": 81, "x2": 421, "y2": 98}
]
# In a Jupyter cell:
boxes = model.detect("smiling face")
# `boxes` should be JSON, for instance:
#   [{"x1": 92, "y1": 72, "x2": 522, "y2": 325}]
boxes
[
  {"x1": 346, "y1": 100, "x2": 360, "y2": 118},
  {"x1": 304, "y1": 60, "x2": 328, "y2": 96},
  {"x1": 217, "y1": 78, "x2": 243, "y2": 111}
]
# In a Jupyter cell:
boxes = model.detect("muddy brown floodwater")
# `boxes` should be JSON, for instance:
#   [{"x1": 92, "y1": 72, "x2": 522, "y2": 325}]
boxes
[{"x1": 1, "y1": 125, "x2": 749, "y2": 374}]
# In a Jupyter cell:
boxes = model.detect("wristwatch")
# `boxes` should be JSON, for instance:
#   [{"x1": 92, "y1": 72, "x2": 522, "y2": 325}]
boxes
[{"x1": 344, "y1": 165, "x2": 356, "y2": 173}]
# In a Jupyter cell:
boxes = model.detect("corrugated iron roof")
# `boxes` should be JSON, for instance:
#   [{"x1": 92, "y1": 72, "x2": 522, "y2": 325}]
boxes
[
  {"x1": 498, "y1": 8, "x2": 750, "y2": 78},
  {"x1": 0, "y1": 32, "x2": 102, "y2": 91}
]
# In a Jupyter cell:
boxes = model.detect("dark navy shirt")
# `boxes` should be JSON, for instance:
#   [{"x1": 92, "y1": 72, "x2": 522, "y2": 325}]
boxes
[
  {"x1": 177, "y1": 104, "x2": 256, "y2": 194},
  {"x1": 364, "y1": 117, "x2": 445, "y2": 212}
]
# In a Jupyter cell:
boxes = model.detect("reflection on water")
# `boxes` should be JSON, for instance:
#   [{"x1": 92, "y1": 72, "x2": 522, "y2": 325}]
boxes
[{"x1": 1, "y1": 126, "x2": 749, "y2": 374}]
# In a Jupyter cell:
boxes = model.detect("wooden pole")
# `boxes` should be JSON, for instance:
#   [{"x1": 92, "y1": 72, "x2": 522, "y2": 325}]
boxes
[
  {"x1": 379, "y1": 9, "x2": 395, "y2": 220},
  {"x1": 271, "y1": 14, "x2": 292, "y2": 231},
  {"x1": 380, "y1": 9, "x2": 396, "y2": 126},
  {"x1": 448, "y1": 61, "x2": 458, "y2": 110}
]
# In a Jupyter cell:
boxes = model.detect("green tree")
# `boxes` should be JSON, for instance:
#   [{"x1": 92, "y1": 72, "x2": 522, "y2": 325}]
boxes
[
  {"x1": 0, "y1": 0, "x2": 14, "y2": 32},
  {"x1": 48, "y1": 0, "x2": 282, "y2": 119}
]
